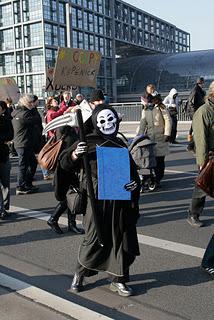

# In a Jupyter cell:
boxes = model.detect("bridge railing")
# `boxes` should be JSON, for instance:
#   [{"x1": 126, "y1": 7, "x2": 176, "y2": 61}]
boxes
[
  {"x1": 38, "y1": 101, "x2": 190, "y2": 122},
  {"x1": 110, "y1": 101, "x2": 190, "y2": 122}
]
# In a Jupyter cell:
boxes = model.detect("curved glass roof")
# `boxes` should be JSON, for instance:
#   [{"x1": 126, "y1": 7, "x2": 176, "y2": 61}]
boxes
[{"x1": 117, "y1": 49, "x2": 214, "y2": 95}]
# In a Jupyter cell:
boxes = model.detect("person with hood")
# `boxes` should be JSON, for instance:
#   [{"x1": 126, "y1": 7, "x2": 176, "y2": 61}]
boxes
[
  {"x1": 60, "y1": 104, "x2": 141, "y2": 296},
  {"x1": 0, "y1": 101, "x2": 14, "y2": 218},
  {"x1": 163, "y1": 88, "x2": 179, "y2": 143},
  {"x1": 186, "y1": 77, "x2": 206, "y2": 151},
  {"x1": 137, "y1": 92, "x2": 172, "y2": 188},
  {"x1": 12, "y1": 94, "x2": 43, "y2": 195},
  {"x1": 187, "y1": 81, "x2": 214, "y2": 227}
]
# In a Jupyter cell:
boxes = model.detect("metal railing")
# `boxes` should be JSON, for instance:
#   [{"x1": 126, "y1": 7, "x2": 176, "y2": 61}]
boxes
[
  {"x1": 110, "y1": 101, "x2": 190, "y2": 122},
  {"x1": 38, "y1": 101, "x2": 190, "y2": 122}
]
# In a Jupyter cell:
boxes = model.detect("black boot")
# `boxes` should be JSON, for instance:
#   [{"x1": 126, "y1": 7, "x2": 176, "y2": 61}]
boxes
[
  {"x1": 70, "y1": 273, "x2": 84, "y2": 292},
  {"x1": 68, "y1": 214, "x2": 84, "y2": 234},
  {"x1": 47, "y1": 217, "x2": 63, "y2": 234}
]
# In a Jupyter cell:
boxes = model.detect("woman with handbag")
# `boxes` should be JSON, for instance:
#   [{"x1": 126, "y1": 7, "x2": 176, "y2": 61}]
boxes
[{"x1": 187, "y1": 81, "x2": 214, "y2": 227}]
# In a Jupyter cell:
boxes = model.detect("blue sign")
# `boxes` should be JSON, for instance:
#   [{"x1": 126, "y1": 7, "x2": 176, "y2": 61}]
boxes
[{"x1": 96, "y1": 146, "x2": 131, "y2": 200}]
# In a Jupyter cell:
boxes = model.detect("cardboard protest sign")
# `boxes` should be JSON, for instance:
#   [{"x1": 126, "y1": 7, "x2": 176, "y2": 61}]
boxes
[
  {"x1": 53, "y1": 48, "x2": 101, "y2": 88},
  {"x1": 46, "y1": 67, "x2": 79, "y2": 95},
  {"x1": 96, "y1": 147, "x2": 131, "y2": 200},
  {"x1": 0, "y1": 77, "x2": 20, "y2": 103}
]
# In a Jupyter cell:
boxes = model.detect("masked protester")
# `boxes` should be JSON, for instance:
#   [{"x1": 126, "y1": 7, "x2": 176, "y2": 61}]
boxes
[{"x1": 59, "y1": 104, "x2": 141, "y2": 297}]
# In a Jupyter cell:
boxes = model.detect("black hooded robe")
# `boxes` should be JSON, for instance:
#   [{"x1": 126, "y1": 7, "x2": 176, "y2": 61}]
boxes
[{"x1": 60, "y1": 133, "x2": 140, "y2": 278}]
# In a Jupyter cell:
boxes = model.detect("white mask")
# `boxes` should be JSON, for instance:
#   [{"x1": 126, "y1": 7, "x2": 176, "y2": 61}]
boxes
[{"x1": 96, "y1": 109, "x2": 117, "y2": 135}]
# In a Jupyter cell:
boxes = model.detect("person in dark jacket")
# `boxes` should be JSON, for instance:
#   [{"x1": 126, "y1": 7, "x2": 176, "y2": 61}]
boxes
[
  {"x1": 0, "y1": 101, "x2": 14, "y2": 218},
  {"x1": 187, "y1": 81, "x2": 214, "y2": 227},
  {"x1": 12, "y1": 94, "x2": 43, "y2": 195},
  {"x1": 61, "y1": 104, "x2": 141, "y2": 297},
  {"x1": 186, "y1": 77, "x2": 206, "y2": 151}
]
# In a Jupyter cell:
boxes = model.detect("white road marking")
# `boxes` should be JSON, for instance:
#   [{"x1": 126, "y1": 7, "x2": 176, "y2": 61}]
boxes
[
  {"x1": 137, "y1": 235, "x2": 205, "y2": 258},
  {"x1": 165, "y1": 169, "x2": 197, "y2": 176},
  {"x1": 0, "y1": 273, "x2": 114, "y2": 320},
  {"x1": 9, "y1": 206, "x2": 205, "y2": 258}
]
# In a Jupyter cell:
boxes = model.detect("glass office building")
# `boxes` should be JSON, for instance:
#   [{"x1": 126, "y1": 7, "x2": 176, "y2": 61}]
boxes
[
  {"x1": 117, "y1": 49, "x2": 214, "y2": 101},
  {"x1": 0, "y1": 0, "x2": 190, "y2": 100}
]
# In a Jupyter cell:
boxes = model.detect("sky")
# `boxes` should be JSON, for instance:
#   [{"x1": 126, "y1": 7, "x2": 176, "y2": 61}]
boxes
[{"x1": 126, "y1": 0, "x2": 214, "y2": 51}]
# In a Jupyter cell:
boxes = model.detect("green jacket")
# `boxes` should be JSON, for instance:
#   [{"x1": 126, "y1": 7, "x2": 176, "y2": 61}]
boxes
[{"x1": 192, "y1": 99, "x2": 214, "y2": 166}]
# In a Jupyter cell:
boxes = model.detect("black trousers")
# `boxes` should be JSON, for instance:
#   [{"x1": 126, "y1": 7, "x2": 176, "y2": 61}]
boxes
[
  {"x1": 202, "y1": 235, "x2": 214, "y2": 268},
  {"x1": 154, "y1": 156, "x2": 165, "y2": 183},
  {"x1": 189, "y1": 183, "x2": 206, "y2": 218}
]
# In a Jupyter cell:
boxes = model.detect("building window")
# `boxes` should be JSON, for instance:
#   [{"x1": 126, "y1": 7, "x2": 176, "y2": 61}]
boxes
[
  {"x1": 22, "y1": 0, "x2": 42, "y2": 22},
  {"x1": 98, "y1": 15, "x2": 103, "y2": 34},
  {"x1": 104, "y1": 0, "x2": 110, "y2": 16},
  {"x1": 115, "y1": 1, "x2": 121, "y2": 20},
  {"x1": 150, "y1": 19, "x2": 154, "y2": 33},
  {"x1": 59, "y1": 27, "x2": 66, "y2": 47},
  {"x1": 130, "y1": 27, "x2": 136, "y2": 43},
  {"x1": 156, "y1": 21, "x2": 160, "y2": 35},
  {"x1": 46, "y1": 48, "x2": 57, "y2": 67},
  {"x1": 0, "y1": 3, "x2": 13, "y2": 27},
  {"x1": 105, "y1": 18, "x2": 111, "y2": 36},
  {"x1": 13, "y1": 1, "x2": 21, "y2": 24},
  {"x1": 130, "y1": 10, "x2": 135, "y2": 25},
  {"x1": 0, "y1": 28, "x2": 14, "y2": 51},
  {"x1": 26, "y1": 74, "x2": 44, "y2": 96},
  {"x1": 123, "y1": 6, "x2": 129, "y2": 24},
  {"x1": 0, "y1": 53, "x2": 15, "y2": 75},
  {"x1": 15, "y1": 26, "x2": 22, "y2": 49},
  {"x1": 17, "y1": 76, "x2": 25, "y2": 93},
  {"x1": 123, "y1": 24, "x2": 129, "y2": 41},
  {"x1": 137, "y1": 30, "x2": 143, "y2": 45},
  {"x1": 44, "y1": 23, "x2": 58, "y2": 46},
  {"x1": 144, "y1": 15, "x2": 148, "y2": 31},
  {"x1": 24, "y1": 23, "x2": 42, "y2": 47},
  {"x1": 105, "y1": 38, "x2": 112, "y2": 56},
  {"x1": 137, "y1": 13, "x2": 142, "y2": 28},
  {"x1": 16, "y1": 52, "x2": 24, "y2": 73},
  {"x1": 25, "y1": 49, "x2": 43, "y2": 72},
  {"x1": 59, "y1": 2, "x2": 66, "y2": 24}
]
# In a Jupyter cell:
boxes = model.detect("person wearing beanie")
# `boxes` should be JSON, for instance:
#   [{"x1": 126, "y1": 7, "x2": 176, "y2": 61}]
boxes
[
  {"x1": 11, "y1": 94, "x2": 43, "y2": 195},
  {"x1": 59, "y1": 104, "x2": 141, "y2": 296},
  {"x1": 89, "y1": 89, "x2": 105, "y2": 105}
]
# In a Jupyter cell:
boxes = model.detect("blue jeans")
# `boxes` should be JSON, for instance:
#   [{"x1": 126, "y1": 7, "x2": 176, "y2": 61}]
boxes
[
  {"x1": 16, "y1": 147, "x2": 37, "y2": 188},
  {"x1": 189, "y1": 183, "x2": 206, "y2": 218},
  {"x1": 0, "y1": 159, "x2": 11, "y2": 212}
]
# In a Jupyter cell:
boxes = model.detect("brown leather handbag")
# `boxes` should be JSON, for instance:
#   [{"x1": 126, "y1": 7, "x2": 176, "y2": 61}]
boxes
[
  {"x1": 37, "y1": 135, "x2": 64, "y2": 171},
  {"x1": 196, "y1": 152, "x2": 214, "y2": 198}
]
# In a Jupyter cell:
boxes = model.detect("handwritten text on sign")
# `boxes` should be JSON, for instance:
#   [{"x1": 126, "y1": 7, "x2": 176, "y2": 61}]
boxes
[{"x1": 53, "y1": 48, "x2": 102, "y2": 88}]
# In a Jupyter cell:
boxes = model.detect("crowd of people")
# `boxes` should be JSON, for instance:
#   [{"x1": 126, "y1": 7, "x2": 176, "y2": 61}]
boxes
[{"x1": 0, "y1": 81, "x2": 213, "y2": 296}]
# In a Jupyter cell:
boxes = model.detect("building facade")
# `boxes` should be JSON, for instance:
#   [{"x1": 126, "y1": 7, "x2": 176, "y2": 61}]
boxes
[{"x1": 0, "y1": 0, "x2": 190, "y2": 101}]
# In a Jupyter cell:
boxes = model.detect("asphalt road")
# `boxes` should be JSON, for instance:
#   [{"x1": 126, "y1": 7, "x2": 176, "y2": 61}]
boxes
[{"x1": 0, "y1": 130, "x2": 214, "y2": 320}]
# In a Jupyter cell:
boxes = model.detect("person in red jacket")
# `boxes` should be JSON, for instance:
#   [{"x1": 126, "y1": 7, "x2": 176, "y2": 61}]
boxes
[{"x1": 45, "y1": 97, "x2": 70, "y2": 138}]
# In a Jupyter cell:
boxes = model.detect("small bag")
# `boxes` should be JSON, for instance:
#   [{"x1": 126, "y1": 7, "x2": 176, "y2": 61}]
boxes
[
  {"x1": 37, "y1": 135, "x2": 64, "y2": 171},
  {"x1": 168, "y1": 107, "x2": 178, "y2": 116},
  {"x1": 196, "y1": 152, "x2": 214, "y2": 198}
]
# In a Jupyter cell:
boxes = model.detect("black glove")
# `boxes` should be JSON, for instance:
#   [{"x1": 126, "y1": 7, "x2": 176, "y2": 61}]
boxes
[
  {"x1": 74, "y1": 142, "x2": 88, "y2": 158},
  {"x1": 164, "y1": 135, "x2": 170, "y2": 142},
  {"x1": 124, "y1": 180, "x2": 138, "y2": 191}
]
